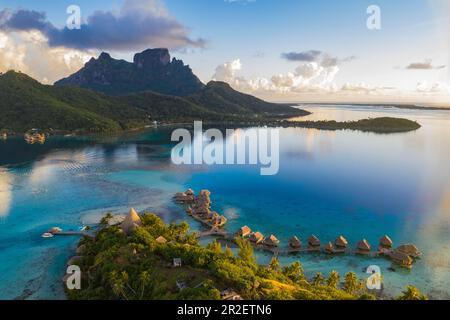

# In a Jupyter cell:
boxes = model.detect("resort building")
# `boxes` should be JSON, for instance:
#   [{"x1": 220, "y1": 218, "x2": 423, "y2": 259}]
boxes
[
  {"x1": 289, "y1": 236, "x2": 302, "y2": 249},
  {"x1": 308, "y1": 235, "x2": 321, "y2": 251},
  {"x1": 325, "y1": 242, "x2": 335, "y2": 254},
  {"x1": 236, "y1": 226, "x2": 252, "y2": 238},
  {"x1": 379, "y1": 235, "x2": 393, "y2": 249},
  {"x1": 389, "y1": 250, "x2": 413, "y2": 268},
  {"x1": 335, "y1": 236, "x2": 348, "y2": 249},
  {"x1": 263, "y1": 235, "x2": 280, "y2": 247},
  {"x1": 396, "y1": 244, "x2": 421, "y2": 258},
  {"x1": 121, "y1": 208, "x2": 142, "y2": 235},
  {"x1": 356, "y1": 239, "x2": 371, "y2": 255},
  {"x1": 249, "y1": 232, "x2": 264, "y2": 244}
]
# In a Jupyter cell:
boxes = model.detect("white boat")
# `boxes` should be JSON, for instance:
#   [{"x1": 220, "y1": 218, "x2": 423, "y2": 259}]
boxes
[{"x1": 41, "y1": 232, "x2": 54, "y2": 238}]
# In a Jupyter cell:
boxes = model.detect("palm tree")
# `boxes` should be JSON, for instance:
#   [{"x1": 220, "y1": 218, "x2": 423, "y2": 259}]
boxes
[
  {"x1": 312, "y1": 272, "x2": 325, "y2": 286},
  {"x1": 343, "y1": 272, "x2": 360, "y2": 295},
  {"x1": 327, "y1": 270, "x2": 340, "y2": 288},
  {"x1": 398, "y1": 285, "x2": 428, "y2": 300}
]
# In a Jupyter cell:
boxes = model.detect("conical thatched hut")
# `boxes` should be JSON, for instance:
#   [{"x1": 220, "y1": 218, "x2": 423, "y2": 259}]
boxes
[
  {"x1": 249, "y1": 232, "x2": 264, "y2": 244},
  {"x1": 121, "y1": 208, "x2": 142, "y2": 235},
  {"x1": 396, "y1": 244, "x2": 421, "y2": 258},
  {"x1": 236, "y1": 226, "x2": 252, "y2": 238},
  {"x1": 289, "y1": 236, "x2": 302, "y2": 249},
  {"x1": 263, "y1": 235, "x2": 280, "y2": 247},
  {"x1": 156, "y1": 236, "x2": 167, "y2": 244},
  {"x1": 389, "y1": 250, "x2": 413, "y2": 268},
  {"x1": 379, "y1": 235, "x2": 393, "y2": 249},
  {"x1": 356, "y1": 239, "x2": 371, "y2": 255},
  {"x1": 308, "y1": 235, "x2": 321, "y2": 251},
  {"x1": 335, "y1": 236, "x2": 348, "y2": 248},
  {"x1": 325, "y1": 242, "x2": 335, "y2": 254},
  {"x1": 308, "y1": 235, "x2": 321, "y2": 246}
]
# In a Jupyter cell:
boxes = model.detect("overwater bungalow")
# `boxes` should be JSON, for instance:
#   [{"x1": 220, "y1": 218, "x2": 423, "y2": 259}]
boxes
[
  {"x1": 212, "y1": 215, "x2": 227, "y2": 228},
  {"x1": 263, "y1": 235, "x2": 280, "y2": 247},
  {"x1": 356, "y1": 239, "x2": 371, "y2": 255},
  {"x1": 48, "y1": 227, "x2": 62, "y2": 234},
  {"x1": 249, "y1": 232, "x2": 264, "y2": 244},
  {"x1": 156, "y1": 236, "x2": 168, "y2": 244},
  {"x1": 396, "y1": 244, "x2": 421, "y2": 258},
  {"x1": 236, "y1": 226, "x2": 252, "y2": 238},
  {"x1": 121, "y1": 208, "x2": 142, "y2": 235},
  {"x1": 174, "y1": 191, "x2": 195, "y2": 203},
  {"x1": 289, "y1": 236, "x2": 302, "y2": 249},
  {"x1": 389, "y1": 250, "x2": 413, "y2": 269},
  {"x1": 325, "y1": 242, "x2": 335, "y2": 254},
  {"x1": 335, "y1": 236, "x2": 348, "y2": 249},
  {"x1": 185, "y1": 188, "x2": 195, "y2": 196},
  {"x1": 206, "y1": 211, "x2": 220, "y2": 220},
  {"x1": 308, "y1": 235, "x2": 321, "y2": 252},
  {"x1": 379, "y1": 235, "x2": 393, "y2": 250}
]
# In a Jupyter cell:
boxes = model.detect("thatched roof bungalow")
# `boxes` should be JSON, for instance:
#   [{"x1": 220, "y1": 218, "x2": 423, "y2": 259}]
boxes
[
  {"x1": 356, "y1": 239, "x2": 371, "y2": 254},
  {"x1": 212, "y1": 215, "x2": 227, "y2": 227},
  {"x1": 308, "y1": 235, "x2": 321, "y2": 247},
  {"x1": 396, "y1": 244, "x2": 421, "y2": 258},
  {"x1": 120, "y1": 208, "x2": 142, "y2": 235},
  {"x1": 335, "y1": 235, "x2": 348, "y2": 248},
  {"x1": 325, "y1": 242, "x2": 335, "y2": 254},
  {"x1": 249, "y1": 232, "x2": 264, "y2": 244},
  {"x1": 236, "y1": 226, "x2": 252, "y2": 238},
  {"x1": 263, "y1": 235, "x2": 280, "y2": 247},
  {"x1": 185, "y1": 188, "x2": 195, "y2": 196},
  {"x1": 156, "y1": 236, "x2": 167, "y2": 244},
  {"x1": 289, "y1": 236, "x2": 302, "y2": 249},
  {"x1": 379, "y1": 235, "x2": 393, "y2": 249},
  {"x1": 390, "y1": 250, "x2": 413, "y2": 268}
]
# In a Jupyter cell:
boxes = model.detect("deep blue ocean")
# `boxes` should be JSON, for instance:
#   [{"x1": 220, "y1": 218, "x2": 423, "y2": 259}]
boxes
[{"x1": 1, "y1": 104, "x2": 450, "y2": 299}]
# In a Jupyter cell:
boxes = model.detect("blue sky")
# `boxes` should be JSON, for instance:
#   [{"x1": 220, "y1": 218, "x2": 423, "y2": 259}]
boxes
[{"x1": 0, "y1": 0, "x2": 449, "y2": 103}]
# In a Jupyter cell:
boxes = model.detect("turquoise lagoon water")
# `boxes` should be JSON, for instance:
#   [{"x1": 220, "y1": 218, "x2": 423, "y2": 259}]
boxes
[{"x1": 1, "y1": 104, "x2": 450, "y2": 299}]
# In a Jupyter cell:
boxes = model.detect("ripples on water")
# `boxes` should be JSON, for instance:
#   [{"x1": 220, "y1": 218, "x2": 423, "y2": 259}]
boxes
[{"x1": 1, "y1": 105, "x2": 450, "y2": 299}]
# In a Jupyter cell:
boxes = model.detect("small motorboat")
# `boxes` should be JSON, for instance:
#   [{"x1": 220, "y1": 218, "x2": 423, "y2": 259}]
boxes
[{"x1": 41, "y1": 232, "x2": 54, "y2": 238}]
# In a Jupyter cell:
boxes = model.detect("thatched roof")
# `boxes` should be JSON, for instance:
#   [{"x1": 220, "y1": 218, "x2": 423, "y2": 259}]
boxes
[
  {"x1": 289, "y1": 236, "x2": 301, "y2": 248},
  {"x1": 185, "y1": 188, "x2": 195, "y2": 196},
  {"x1": 212, "y1": 215, "x2": 227, "y2": 227},
  {"x1": 379, "y1": 235, "x2": 393, "y2": 248},
  {"x1": 121, "y1": 208, "x2": 142, "y2": 235},
  {"x1": 263, "y1": 234, "x2": 280, "y2": 247},
  {"x1": 249, "y1": 232, "x2": 264, "y2": 243},
  {"x1": 390, "y1": 250, "x2": 413, "y2": 265},
  {"x1": 325, "y1": 242, "x2": 334, "y2": 253},
  {"x1": 396, "y1": 244, "x2": 421, "y2": 257},
  {"x1": 357, "y1": 239, "x2": 371, "y2": 251},
  {"x1": 199, "y1": 189, "x2": 211, "y2": 197},
  {"x1": 207, "y1": 211, "x2": 220, "y2": 219},
  {"x1": 237, "y1": 226, "x2": 252, "y2": 237},
  {"x1": 156, "y1": 236, "x2": 167, "y2": 244},
  {"x1": 308, "y1": 235, "x2": 321, "y2": 247},
  {"x1": 335, "y1": 235, "x2": 348, "y2": 248}
]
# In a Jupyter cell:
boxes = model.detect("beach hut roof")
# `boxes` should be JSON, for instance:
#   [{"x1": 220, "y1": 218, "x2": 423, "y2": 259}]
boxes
[
  {"x1": 325, "y1": 242, "x2": 334, "y2": 251},
  {"x1": 156, "y1": 236, "x2": 167, "y2": 244},
  {"x1": 380, "y1": 235, "x2": 393, "y2": 247},
  {"x1": 335, "y1": 235, "x2": 348, "y2": 247},
  {"x1": 357, "y1": 239, "x2": 371, "y2": 251},
  {"x1": 185, "y1": 188, "x2": 195, "y2": 196},
  {"x1": 238, "y1": 226, "x2": 252, "y2": 236},
  {"x1": 391, "y1": 250, "x2": 413, "y2": 265},
  {"x1": 121, "y1": 208, "x2": 142, "y2": 235},
  {"x1": 308, "y1": 235, "x2": 321, "y2": 246},
  {"x1": 264, "y1": 235, "x2": 280, "y2": 246},
  {"x1": 289, "y1": 236, "x2": 302, "y2": 248},
  {"x1": 250, "y1": 232, "x2": 264, "y2": 242},
  {"x1": 397, "y1": 244, "x2": 420, "y2": 256}
]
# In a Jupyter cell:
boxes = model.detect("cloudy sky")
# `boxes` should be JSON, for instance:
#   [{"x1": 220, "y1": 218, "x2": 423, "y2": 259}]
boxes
[{"x1": 0, "y1": 0, "x2": 450, "y2": 104}]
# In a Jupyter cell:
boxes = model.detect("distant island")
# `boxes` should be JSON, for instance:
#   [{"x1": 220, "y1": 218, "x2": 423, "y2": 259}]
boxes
[{"x1": 0, "y1": 49, "x2": 421, "y2": 136}]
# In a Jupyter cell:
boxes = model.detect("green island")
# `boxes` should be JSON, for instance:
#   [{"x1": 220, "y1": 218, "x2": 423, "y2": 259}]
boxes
[
  {"x1": 0, "y1": 71, "x2": 420, "y2": 136},
  {"x1": 66, "y1": 211, "x2": 427, "y2": 301}
]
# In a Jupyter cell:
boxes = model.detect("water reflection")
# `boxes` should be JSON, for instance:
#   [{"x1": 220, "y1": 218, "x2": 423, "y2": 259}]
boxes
[{"x1": 0, "y1": 169, "x2": 12, "y2": 217}]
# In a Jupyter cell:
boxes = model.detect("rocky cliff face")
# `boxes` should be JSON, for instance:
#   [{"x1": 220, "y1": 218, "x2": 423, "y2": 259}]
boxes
[{"x1": 55, "y1": 48, "x2": 204, "y2": 96}]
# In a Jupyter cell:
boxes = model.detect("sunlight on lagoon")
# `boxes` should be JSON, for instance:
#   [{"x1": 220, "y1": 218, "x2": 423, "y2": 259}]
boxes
[{"x1": 1, "y1": 104, "x2": 450, "y2": 298}]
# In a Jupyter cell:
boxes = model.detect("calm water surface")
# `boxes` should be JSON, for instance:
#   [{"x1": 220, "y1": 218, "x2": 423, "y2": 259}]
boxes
[{"x1": 1, "y1": 104, "x2": 450, "y2": 299}]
